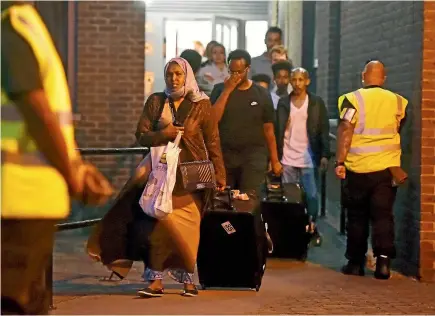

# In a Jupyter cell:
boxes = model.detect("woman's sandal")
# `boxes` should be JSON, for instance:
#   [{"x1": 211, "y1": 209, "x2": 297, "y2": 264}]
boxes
[{"x1": 137, "y1": 287, "x2": 164, "y2": 297}]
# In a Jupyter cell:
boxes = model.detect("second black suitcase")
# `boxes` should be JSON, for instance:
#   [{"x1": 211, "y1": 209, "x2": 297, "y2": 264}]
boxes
[
  {"x1": 261, "y1": 175, "x2": 311, "y2": 260},
  {"x1": 197, "y1": 188, "x2": 268, "y2": 291}
]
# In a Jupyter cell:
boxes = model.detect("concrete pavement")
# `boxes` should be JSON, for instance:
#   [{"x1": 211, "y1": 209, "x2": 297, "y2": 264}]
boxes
[
  {"x1": 51, "y1": 222, "x2": 435, "y2": 314},
  {"x1": 51, "y1": 170, "x2": 435, "y2": 314}
]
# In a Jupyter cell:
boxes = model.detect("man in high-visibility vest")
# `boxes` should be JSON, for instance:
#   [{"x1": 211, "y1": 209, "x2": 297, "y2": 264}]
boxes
[
  {"x1": 1, "y1": 2, "x2": 113, "y2": 314},
  {"x1": 335, "y1": 59, "x2": 408, "y2": 280}
]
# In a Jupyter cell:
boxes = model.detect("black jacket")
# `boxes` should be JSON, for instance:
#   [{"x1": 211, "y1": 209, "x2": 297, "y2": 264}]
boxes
[{"x1": 275, "y1": 92, "x2": 331, "y2": 167}]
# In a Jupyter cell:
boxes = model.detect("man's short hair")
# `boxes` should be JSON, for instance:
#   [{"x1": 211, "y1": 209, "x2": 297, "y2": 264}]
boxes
[
  {"x1": 272, "y1": 61, "x2": 293, "y2": 76},
  {"x1": 291, "y1": 67, "x2": 310, "y2": 78},
  {"x1": 227, "y1": 49, "x2": 251, "y2": 66},
  {"x1": 180, "y1": 49, "x2": 203, "y2": 74},
  {"x1": 365, "y1": 58, "x2": 385, "y2": 67},
  {"x1": 266, "y1": 26, "x2": 283, "y2": 39},
  {"x1": 252, "y1": 74, "x2": 272, "y2": 86}
]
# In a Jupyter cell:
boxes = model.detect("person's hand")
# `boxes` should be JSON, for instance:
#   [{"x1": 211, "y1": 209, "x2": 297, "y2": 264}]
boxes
[
  {"x1": 320, "y1": 157, "x2": 329, "y2": 172},
  {"x1": 216, "y1": 185, "x2": 226, "y2": 192},
  {"x1": 67, "y1": 160, "x2": 85, "y2": 198},
  {"x1": 72, "y1": 162, "x2": 114, "y2": 206},
  {"x1": 335, "y1": 165, "x2": 346, "y2": 179},
  {"x1": 223, "y1": 74, "x2": 242, "y2": 93},
  {"x1": 204, "y1": 73, "x2": 214, "y2": 82},
  {"x1": 271, "y1": 161, "x2": 283, "y2": 176},
  {"x1": 161, "y1": 123, "x2": 184, "y2": 140}
]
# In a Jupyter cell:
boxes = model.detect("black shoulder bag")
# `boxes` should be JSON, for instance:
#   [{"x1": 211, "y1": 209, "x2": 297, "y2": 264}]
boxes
[{"x1": 168, "y1": 98, "x2": 216, "y2": 191}]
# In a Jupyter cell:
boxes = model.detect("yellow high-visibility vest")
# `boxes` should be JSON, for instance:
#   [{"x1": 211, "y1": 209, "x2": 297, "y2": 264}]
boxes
[
  {"x1": 1, "y1": 4, "x2": 78, "y2": 219},
  {"x1": 338, "y1": 87, "x2": 408, "y2": 173}
]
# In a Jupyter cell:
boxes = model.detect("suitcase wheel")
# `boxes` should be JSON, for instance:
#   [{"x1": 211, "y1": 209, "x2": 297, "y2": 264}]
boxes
[
  {"x1": 255, "y1": 285, "x2": 260, "y2": 292},
  {"x1": 200, "y1": 284, "x2": 206, "y2": 290}
]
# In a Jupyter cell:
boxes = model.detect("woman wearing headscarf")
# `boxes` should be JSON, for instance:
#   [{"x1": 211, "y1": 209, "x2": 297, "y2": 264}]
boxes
[{"x1": 134, "y1": 57, "x2": 226, "y2": 297}]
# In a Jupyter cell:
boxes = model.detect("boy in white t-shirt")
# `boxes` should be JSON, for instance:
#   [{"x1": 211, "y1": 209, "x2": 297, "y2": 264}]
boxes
[{"x1": 275, "y1": 68, "x2": 331, "y2": 245}]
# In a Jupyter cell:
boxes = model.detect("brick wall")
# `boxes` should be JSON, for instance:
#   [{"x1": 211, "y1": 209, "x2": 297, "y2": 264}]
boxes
[
  {"x1": 316, "y1": 1, "x2": 430, "y2": 279},
  {"x1": 75, "y1": 1, "x2": 145, "y2": 199},
  {"x1": 420, "y1": 0, "x2": 435, "y2": 282}
]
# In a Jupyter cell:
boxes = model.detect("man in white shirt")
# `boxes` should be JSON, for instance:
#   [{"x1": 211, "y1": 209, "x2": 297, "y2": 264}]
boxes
[{"x1": 275, "y1": 68, "x2": 331, "y2": 245}]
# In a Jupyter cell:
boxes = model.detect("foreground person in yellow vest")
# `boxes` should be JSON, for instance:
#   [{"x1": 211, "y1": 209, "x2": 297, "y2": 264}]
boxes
[
  {"x1": 1, "y1": 2, "x2": 113, "y2": 314},
  {"x1": 334, "y1": 60, "x2": 408, "y2": 280}
]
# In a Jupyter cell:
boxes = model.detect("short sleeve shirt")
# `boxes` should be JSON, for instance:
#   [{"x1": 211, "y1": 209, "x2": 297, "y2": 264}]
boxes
[
  {"x1": 210, "y1": 82, "x2": 275, "y2": 151},
  {"x1": 338, "y1": 95, "x2": 358, "y2": 124},
  {"x1": 1, "y1": 11, "x2": 42, "y2": 98}
]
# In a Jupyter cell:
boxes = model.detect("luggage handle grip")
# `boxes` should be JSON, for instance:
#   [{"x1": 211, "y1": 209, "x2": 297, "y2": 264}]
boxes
[
  {"x1": 212, "y1": 186, "x2": 234, "y2": 211},
  {"x1": 265, "y1": 172, "x2": 286, "y2": 202}
]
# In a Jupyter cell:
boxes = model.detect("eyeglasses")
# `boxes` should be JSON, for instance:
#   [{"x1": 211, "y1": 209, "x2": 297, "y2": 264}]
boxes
[{"x1": 229, "y1": 68, "x2": 248, "y2": 75}]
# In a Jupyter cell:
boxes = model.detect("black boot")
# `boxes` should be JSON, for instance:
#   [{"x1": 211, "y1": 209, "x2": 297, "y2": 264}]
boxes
[
  {"x1": 374, "y1": 255, "x2": 391, "y2": 280},
  {"x1": 341, "y1": 261, "x2": 365, "y2": 276}
]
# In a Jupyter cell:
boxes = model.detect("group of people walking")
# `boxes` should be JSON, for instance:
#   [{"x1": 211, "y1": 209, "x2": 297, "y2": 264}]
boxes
[{"x1": 131, "y1": 27, "x2": 331, "y2": 296}]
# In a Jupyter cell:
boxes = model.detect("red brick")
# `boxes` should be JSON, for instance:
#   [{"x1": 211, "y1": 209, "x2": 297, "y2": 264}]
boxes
[
  {"x1": 422, "y1": 204, "x2": 435, "y2": 215},
  {"x1": 421, "y1": 175, "x2": 435, "y2": 184},
  {"x1": 422, "y1": 166, "x2": 435, "y2": 175},
  {"x1": 421, "y1": 241, "x2": 435, "y2": 252},
  {"x1": 421, "y1": 185, "x2": 435, "y2": 195},
  {"x1": 422, "y1": 233, "x2": 435, "y2": 243},
  {"x1": 422, "y1": 128, "x2": 435, "y2": 138},
  {"x1": 421, "y1": 222, "x2": 435, "y2": 233}
]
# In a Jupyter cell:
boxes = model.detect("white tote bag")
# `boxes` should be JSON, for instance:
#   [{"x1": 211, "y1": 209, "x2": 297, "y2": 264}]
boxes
[{"x1": 139, "y1": 132, "x2": 182, "y2": 219}]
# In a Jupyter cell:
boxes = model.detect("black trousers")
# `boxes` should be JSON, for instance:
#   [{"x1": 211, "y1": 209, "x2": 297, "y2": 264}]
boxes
[
  {"x1": 222, "y1": 149, "x2": 268, "y2": 197},
  {"x1": 342, "y1": 169, "x2": 397, "y2": 264},
  {"x1": 1, "y1": 219, "x2": 57, "y2": 315}
]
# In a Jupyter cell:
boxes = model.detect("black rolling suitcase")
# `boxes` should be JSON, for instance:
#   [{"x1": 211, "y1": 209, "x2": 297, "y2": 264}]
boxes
[
  {"x1": 261, "y1": 174, "x2": 311, "y2": 260},
  {"x1": 197, "y1": 188, "x2": 268, "y2": 291}
]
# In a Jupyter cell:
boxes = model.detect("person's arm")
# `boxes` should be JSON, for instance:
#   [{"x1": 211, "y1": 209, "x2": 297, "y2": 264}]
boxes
[
  {"x1": 262, "y1": 90, "x2": 280, "y2": 168},
  {"x1": 318, "y1": 97, "x2": 331, "y2": 160},
  {"x1": 264, "y1": 123, "x2": 279, "y2": 163},
  {"x1": 211, "y1": 83, "x2": 230, "y2": 122},
  {"x1": 1, "y1": 19, "x2": 78, "y2": 193},
  {"x1": 274, "y1": 97, "x2": 286, "y2": 160},
  {"x1": 336, "y1": 96, "x2": 357, "y2": 163},
  {"x1": 135, "y1": 94, "x2": 184, "y2": 146},
  {"x1": 200, "y1": 100, "x2": 226, "y2": 188},
  {"x1": 196, "y1": 73, "x2": 214, "y2": 97},
  {"x1": 211, "y1": 75, "x2": 241, "y2": 122}
]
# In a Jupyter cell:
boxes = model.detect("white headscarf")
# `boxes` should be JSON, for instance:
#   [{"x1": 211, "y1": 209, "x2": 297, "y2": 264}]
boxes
[{"x1": 164, "y1": 57, "x2": 209, "y2": 102}]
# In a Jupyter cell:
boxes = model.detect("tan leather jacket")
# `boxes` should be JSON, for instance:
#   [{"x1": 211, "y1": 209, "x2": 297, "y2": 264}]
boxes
[{"x1": 135, "y1": 92, "x2": 226, "y2": 190}]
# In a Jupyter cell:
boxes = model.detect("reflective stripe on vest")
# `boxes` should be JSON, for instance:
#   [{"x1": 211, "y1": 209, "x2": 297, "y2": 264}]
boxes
[
  {"x1": 1, "y1": 150, "x2": 49, "y2": 166},
  {"x1": 348, "y1": 143, "x2": 401, "y2": 154},
  {"x1": 1, "y1": 105, "x2": 73, "y2": 125},
  {"x1": 352, "y1": 90, "x2": 402, "y2": 135}
]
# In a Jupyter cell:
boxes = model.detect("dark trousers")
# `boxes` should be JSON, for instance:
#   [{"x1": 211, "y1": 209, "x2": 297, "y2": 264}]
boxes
[
  {"x1": 1, "y1": 219, "x2": 57, "y2": 315},
  {"x1": 342, "y1": 169, "x2": 397, "y2": 264},
  {"x1": 223, "y1": 149, "x2": 268, "y2": 196}
]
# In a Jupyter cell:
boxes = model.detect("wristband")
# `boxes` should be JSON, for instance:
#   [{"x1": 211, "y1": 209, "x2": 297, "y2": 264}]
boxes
[{"x1": 334, "y1": 161, "x2": 345, "y2": 168}]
